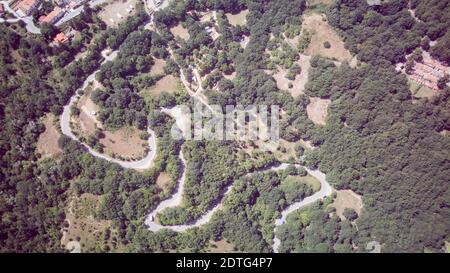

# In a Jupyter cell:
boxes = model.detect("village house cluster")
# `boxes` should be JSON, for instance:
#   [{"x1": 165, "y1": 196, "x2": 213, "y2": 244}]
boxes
[
  {"x1": 8, "y1": 0, "x2": 90, "y2": 44},
  {"x1": 11, "y1": 0, "x2": 87, "y2": 17},
  {"x1": 14, "y1": 0, "x2": 42, "y2": 17},
  {"x1": 409, "y1": 58, "x2": 450, "y2": 90}
]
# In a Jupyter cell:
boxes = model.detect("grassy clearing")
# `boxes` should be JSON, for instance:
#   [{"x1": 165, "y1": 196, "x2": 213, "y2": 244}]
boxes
[
  {"x1": 150, "y1": 58, "x2": 167, "y2": 76},
  {"x1": 61, "y1": 191, "x2": 123, "y2": 253},
  {"x1": 99, "y1": 0, "x2": 138, "y2": 27},
  {"x1": 170, "y1": 24, "x2": 190, "y2": 40},
  {"x1": 156, "y1": 172, "x2": 172, "y2": 191},
  {"x1": 226, "y1": 10, "x2": 249, "y2": 26},
  {"x1": 273, "y1": 139, "x2": 298, "y2": 162},
  {"x1": 331, "y1": 189, "x2": 363, "y2": 220},
  {"x1": 142, "y1": 74, "x2": 180, "y2": 97},
  {"x1": 99, "y1": 126, "x2": 147, "y2": 159},
  {"x1": 206, "y1": 239, "x2": 237, "y2": 253},
  {"x1": 302, "y1": 13, "x2": 352, "y2": 62},
  {"x1": 72, "y1": 90, "x2": 147, "y2": 160},
  {"x1": 283, "y1": 174, "x2": 321, "y2": 192},
  {"x1": 37, "y1": 114, "x2": 62, "y2": 159},
  {"x1": 306, "y1": 97, "x2": 331, "y2": 125},
  {"x1": 272, "y1": 54, "x2": 311, "y2": 97}
]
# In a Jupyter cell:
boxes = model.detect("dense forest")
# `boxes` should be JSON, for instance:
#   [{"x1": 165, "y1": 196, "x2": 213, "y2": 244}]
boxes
[
  {"x1": 327, "y1": 0, "x2": 424, "y2": 65},
  {"x1": 411, "y1": 0, "x2": 450, "y2": 64}
]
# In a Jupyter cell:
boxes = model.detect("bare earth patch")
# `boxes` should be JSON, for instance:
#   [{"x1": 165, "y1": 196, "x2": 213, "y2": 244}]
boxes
[
  {"x1": 73, "y1": 93, "x2": 99, "y2": 136},
  {"x1": 440, "y1": 129, "x2": 450, "y2": 137},
  {"x1": 156, "y1": 172, "x2": 172, "y2": 191},
  {"x1": 299, "y1": 139, "x2": 315, "y2": 150},
  {"x1": 61, "y1": 192, "x2": 120, "y2": 253},
  {"x1": 99, "y1": 0, "x2": 137, "y2": 27},
  {"x1": 150, "y1": 58, "x2": 167, "y2": 76},
  {"x1": 207, "y1": 239, "x2": 237, "y2": 253},
  {"x1": 226, "y1": 10, "x2": 249, "y2": 26},
  {"x1": 170, "y1": 24, "x2": 190, "y2": 40},
  {"x1": 37, "y1": 114, "x2": 62, "y2": 159},
  {"x1": 72, "y1": 91, "x2": 147, "y2": 159},
  {"x1": 199, "y1": 11, "x2": 216, "y2": 23},
  {"x1": 306, "y1": 97, "x2": 331, "y2": 125},
  {"x1": 224, "y1": 71, "x2": 236, "y2": 81},
  {"x1": 99, "y1": 126, "x2": 147, "y2": 159},
  {"x1": 272, "y1": 54, "x2": 311, "y2": 97},
  {"x1": 274, "y1": 139, "x2": 298, "y2": 162},
  {"x1": 332, "y1": 190, "x2": 363, "y2": 221},
  {"x1": 144, "y1": 74, "x2": 179, "y2": 96},
  {"x1": 303, "y1": 13, "x2": 353, "y2": 62}
]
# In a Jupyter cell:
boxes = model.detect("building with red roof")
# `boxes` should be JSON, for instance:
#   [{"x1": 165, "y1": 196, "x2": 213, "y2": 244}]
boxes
[
  {"x1": 53, "y1": 32, "x2": 69, "y2": 44},
  {"x1": 15, "y1": 0, "x2": 42, "y2": 17},
  {"x1": 39, "y1": 7, "x2": 65, "y2": 25}
]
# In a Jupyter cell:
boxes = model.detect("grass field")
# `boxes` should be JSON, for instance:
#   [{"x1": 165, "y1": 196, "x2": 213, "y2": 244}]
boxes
[
  {"x1": 142, "y1": 74, "x2": 180, "y2": 97},
  {"x1": 37, "y1": 114, "x2": 62, "y2": 159},
  {"x1": 226, "y1": 10, "x2": 249, "y2": 26},
  {"x1": 61, "y1": 191, "x2": 122, "y2": 253},
  {"x1": 72, "y1": 90, "x2": 147, "y2": 160},
  {"x1": 409, "y1": 78, "x2": 439, "y2": 100},
  {"x1": 150, "y1": 58, "x2": 167, "y2": 76},
  {"x1": 170, "y1": 24, "x2": 190, "y2": 40},
  {"x1": 206, "y1": 239, "x2": 237, "y2": 253},
  {"x1": 331, "y1": 189, "x2": 363, "y2": 220},
  {"x1": 306, "y1": 97, "x2": 331, "y2": 125},
  {"x1": 283, "y1": 174, "x2": 321, "y2": 192},
  {"x1": 99, "y1": 0, "x2": 137, "y2": 27},
  {"x1": 302, "y1": 13, "x2": 353, "y2": 62},
  {"x1": 156, "y1": 172, "x2": 172, "y2": 192}
]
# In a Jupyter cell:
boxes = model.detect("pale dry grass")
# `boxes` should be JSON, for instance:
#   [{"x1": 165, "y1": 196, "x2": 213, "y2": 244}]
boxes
[
  {"x1": 332, "y1": 190, "x2": 363, "y2": 221},
  {"x1": 272, "y1": 54, "x2": 311, "y2": 97},
  {"x1": 99, "y1": 0, "x2": 137, "y2": 27},
  {"x1": 99, "y1": 126, "x2": 147, "y2": 159},
  {"x1": 61, "y1": 192, "x2": 114, "y2": 253},
  {"x1": 150, "y1": 58, "x2": 167, "y2": 76},
  {"x1": 145, "y1": 74, "x2": 179, "y2": 96},
  {"x1": 306, "y1": 97, "x2": 331, "y2": 125},
  {"x1": 170, "y1": 24, "x2": 190, "y2": 40},
  {"x1": 73, "y1": 91, "x2": 147, "y2": 159},
  {"x1": 224, "y1": 71, "x2": 236, "y2": 81},
  {"x1": 156, "y1": 172, "x2": 172, "y2": 191},
  {"x1": 207, "y1": 239, "x2": 237, "y2": 253},
  {"x1": 303, "y1": 13, "x2": 352, "y2": 62},
  {"x1": 226, "y1": 10, "x2": 248, "y2": 26},
  {"x1": 307, "y1": 0, "x2": 333, "y2": 5},
  {"x1": 37, "y1": 114, "x2": 62, "y2": 159}
]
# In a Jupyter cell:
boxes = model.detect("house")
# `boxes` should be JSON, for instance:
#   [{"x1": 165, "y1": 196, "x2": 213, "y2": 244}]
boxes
[
  {"x1": 0, "y1": 4, "x2": 5, "y2": 17},
  {"x1": 54, "y1": 32, "x2": 69, "y2": 44},
  {"x1": 15, "y1": 0, "x2": 42, "y2": 17},
  {"x1": 39, "y1": 6, "x2": 65, "y2": 25},
  {"x1": 54, "y1": 0, "x2": 69, "y2": 6}
]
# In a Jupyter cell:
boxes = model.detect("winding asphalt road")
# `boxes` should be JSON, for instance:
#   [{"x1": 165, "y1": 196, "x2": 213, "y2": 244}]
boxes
[
  {"x1": 0, "y1": 1, "x2": 40, "y2": 34},
  {"x1": 56, "y1": 0, "x2": 332, "y2": 252},
  {"x1": 145, "y1": 157, "x2": 332, "y2": 254},
  {"x1": 272, "y1": 166, "x2": 332, "y2": 252},
  {"x1": 60, "y1": 49, "x2": 158, "y2": 170}
]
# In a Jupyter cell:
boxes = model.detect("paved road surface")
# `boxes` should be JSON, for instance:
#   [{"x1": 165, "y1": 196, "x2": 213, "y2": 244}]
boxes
[
  {"x1": 55, "y1": 0, "x2": 107, "y2": 27},
  {"x1": 145, "y1": 160, "x2": 333, "y2": 248},
  {"x1": 60, "y1": 49, "x2": 158, "y2": 170},
  {"x1": 0, "y1": 1, "x2": 40, "y2": 34},
  {"x1": 272, "y1": 165, "x2": 333, "y2": 252}
]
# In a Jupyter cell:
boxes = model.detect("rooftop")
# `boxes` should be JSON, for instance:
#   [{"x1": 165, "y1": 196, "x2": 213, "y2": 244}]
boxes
[
  {"x1": 54, "y1": 32, "x2": 69, "y2": 44},
  {"x1": 39, "y1": 7, "x2": 64, "y2": 24}
]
